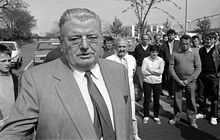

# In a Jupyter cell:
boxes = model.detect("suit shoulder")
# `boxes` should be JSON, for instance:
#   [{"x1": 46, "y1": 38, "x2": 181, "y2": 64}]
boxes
[
  {"x1": 26, "y1": 59, "x2": 60, "y2": 76},
  {"x1": 105, "y1": 54, "x2": 115, "y2": 60},
  {"x1": 100, "y1": 59, "x2": 125, "y2": 71}
]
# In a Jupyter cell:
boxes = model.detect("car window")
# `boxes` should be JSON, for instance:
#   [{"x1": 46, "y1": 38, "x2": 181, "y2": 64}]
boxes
[
  {"x1": 37, "y1": 42, "x2": 60, "y2": 51},
  {"x1": 0, "y1": 43, "x2": 16, "y2": 50}
]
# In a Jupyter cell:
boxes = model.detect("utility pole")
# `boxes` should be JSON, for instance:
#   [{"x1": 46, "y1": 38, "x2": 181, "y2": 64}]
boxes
[{"x1": 184, "y1": 0, "x2": 188, "y2": 33}]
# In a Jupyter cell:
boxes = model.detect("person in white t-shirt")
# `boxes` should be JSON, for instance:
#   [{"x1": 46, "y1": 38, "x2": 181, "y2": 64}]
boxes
[
  {"x1": 141, "y1": 45, "x2": 165, "y2": 124},
  {"x1": 106, "y1": 38, "x2": 141, "y2": 140}
]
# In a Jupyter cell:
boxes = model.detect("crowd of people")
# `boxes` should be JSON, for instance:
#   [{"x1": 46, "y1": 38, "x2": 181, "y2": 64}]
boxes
[
  {"x1": 0, "y1": 7, "x2": 219, "y2": 140},
  {"x1": 129, "y1": 30, "x2": 220, "y2": 129}
]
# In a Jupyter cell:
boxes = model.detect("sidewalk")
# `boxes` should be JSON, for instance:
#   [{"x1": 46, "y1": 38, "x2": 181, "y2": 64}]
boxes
[{"x1": 135, "y1": 90, "x2": 220, "y2": 140}]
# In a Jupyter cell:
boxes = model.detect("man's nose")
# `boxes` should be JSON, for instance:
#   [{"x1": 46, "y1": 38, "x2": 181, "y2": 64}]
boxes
[{"x1": 81, "y1": 36, "x2": 89, "y2": 49}]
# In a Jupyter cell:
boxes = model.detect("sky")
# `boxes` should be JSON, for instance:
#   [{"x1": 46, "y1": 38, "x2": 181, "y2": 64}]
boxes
[{"x1": 25, "y1": 0, "x2": 220, "y2": 35}]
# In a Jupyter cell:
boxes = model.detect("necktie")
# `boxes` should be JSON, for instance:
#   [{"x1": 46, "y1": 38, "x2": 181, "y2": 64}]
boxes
[{"x1": 84, "y1": 71, "x2": 115, "y2": 140}]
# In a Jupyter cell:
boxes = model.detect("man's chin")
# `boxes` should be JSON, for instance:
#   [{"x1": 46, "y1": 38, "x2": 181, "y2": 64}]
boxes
[{"x1": 76, "y1": 59, "x2": 97, "y2": 70}]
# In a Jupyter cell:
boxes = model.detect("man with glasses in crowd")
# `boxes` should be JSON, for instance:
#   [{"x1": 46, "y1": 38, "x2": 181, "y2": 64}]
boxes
[{"x1": 0, "y1": 8, "x2": 132, "y2": 140}]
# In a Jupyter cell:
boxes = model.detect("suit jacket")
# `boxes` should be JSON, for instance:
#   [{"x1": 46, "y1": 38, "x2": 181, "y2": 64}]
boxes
[
  {"x1": 0, "y1": 58, "x2": 132, "y2": 140},
  {"x1": 199, "y1": 45, "x2": 220, "y2": 76},
  {"x1": 160, "y1": 40, "x2": 180, "y2": 70}
]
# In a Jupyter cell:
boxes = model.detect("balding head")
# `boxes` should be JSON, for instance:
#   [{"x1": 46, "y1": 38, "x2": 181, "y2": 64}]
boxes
[{"x1": 114, "y1": 38, "x2": 128, "y2": 58}]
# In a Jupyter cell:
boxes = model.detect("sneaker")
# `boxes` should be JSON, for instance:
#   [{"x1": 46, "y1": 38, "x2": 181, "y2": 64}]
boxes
[
  {"x1": 153, "y1": 117, "x2": 161, "y2": 125},
  {"x1": 190, "y1": 120, "x2": 198, "y2": 129},
  {"x1": 0, "y1": 119, "x2": 4, "y2": 127},
  {"x1": 196, "y1": 113, "x2": 206, "y2": 119},
  {"x1": 133, "y1": 135, "x2": 141, "y2": 140},
  {"x1": 168, "y1": 119, "x2": 176, "y2": 125},
  {"x1": 143, "y1": 117, "x2": 149, "y2": 124},
  {"x1": 210, "y1": 117, "x2": 218, "y2": 125}
]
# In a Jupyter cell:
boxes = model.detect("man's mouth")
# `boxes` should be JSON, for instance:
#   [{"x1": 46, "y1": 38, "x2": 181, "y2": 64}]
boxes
[{"x1": 78, "y1": 53, "x2": 93, "y2": 59}]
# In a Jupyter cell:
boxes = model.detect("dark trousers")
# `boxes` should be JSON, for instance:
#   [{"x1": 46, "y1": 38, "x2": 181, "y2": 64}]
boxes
[
  {"x1": 200, "y1": 74, "x2": 219, "y2": 118},
  {"x1": 162, "y1": 69, "x2": 175, "y2": 97},
  {"x1": 143, "y1": 82, "x2": 162, "y2": 117},
  {"x1": 173, "y1": 81, "x2": 197, "y2": 121},
  {"x1": 134, "y1": 66, "x2": 143, "y2": 101},
  {"x1": 195, "y1": 77, "x2": 205, "y2": 112}
]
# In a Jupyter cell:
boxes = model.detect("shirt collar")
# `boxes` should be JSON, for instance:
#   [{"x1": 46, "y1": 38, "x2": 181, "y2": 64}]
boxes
[
  {"x1": 186, "y1": 47, "x2": 193, "y2": 52},
  {"x1": 73, "y1": 63, "x2": 101, "y2": 80},
  {"x1": 206, "y1": 44, "x2": 215, "y2": 50}
]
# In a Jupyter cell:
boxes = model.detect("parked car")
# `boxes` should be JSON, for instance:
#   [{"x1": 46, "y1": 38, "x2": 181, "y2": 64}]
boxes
[
  {"x1": 0, "y1": 41, "x2": 23, "y2": 69},
  {"x1": 33, "y1": 41, "x2": 60, "y2": 65}
]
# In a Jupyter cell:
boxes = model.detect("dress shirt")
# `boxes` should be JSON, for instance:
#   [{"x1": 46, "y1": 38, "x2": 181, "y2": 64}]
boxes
[
  {"x1": 206, "y1": 44, "x2": 215, "y2": 53},
  {"x1": 142, "y1": 45, "x2": 149, "y2": 51},
  {"x1": 168, "y1": 40, "x2": 174, "y2": 55},
  {"x1": 142, "y1": 56, "x2": 165, "y2": 84},
  {"x1": 73, "y1": 64, "x2": 114, "y2": 130}
]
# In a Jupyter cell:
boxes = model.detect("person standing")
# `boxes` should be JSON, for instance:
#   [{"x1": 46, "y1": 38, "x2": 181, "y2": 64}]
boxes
[
  {"x1": 199, "y1": 32, "x2": 220, "y2": 125},
  {"x1": 106, "y1": 38, "x2": 141, "y2": 140},
  {"x1": 141, "y1": 45, "x2": 165, "y2": 124},
  {"x1": 168, "y1": 35, "x2": 201, "y2": 128},
  {"x1": 133, "y1": 34, "x2": 152, "y2": 101},
  {"x1": 0, "y1": 44, "x2": 19, "y2": 126},
  {"x1": 0, "y1": 8, "x2": 132, "y2": 140},
  {"x1": 160, "y1": 29, "x2": 180, "y2": 98}
]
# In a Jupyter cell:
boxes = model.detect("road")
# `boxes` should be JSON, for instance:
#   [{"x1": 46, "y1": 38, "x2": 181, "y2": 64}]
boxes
[
  {"x1": 19, "y1": 43, "x2": 220, "y2": 140},
  {"x1": 19, "y1": 42, "x2": 37, "y2": 71},
  {"x1": 136, "y1": 95, "x2": 220, "y2": 140}
]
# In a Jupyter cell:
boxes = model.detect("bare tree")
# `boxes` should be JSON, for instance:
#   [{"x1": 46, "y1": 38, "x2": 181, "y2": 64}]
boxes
[
  {"x1": 0, "y1": 0, "x2": 36, "y2": 40},
  {"x1": 0, "y1": 0, "x2": 8, "y2": 9},
  {"x1": 122, "y1": 0, "x2": 181, "y2": 39}
]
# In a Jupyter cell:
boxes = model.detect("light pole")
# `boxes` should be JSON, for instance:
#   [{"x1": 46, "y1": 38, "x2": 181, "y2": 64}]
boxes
[{"x1": 184, "y1": 0, "x2": 188, "y2": 33}]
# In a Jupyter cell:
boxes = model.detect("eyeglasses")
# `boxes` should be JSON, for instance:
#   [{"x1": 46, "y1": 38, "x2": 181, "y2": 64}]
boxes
[
  {"x1": 0, "y1": 59, "x2": 11, "y2": 63},
  {"x1": 66, "y1": 35, "x2": 101, "y2": 47}
]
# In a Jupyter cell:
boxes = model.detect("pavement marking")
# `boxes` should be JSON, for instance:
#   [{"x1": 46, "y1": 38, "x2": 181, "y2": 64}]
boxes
[{"x1": 24, "y1": 59, "x2": 33, "y2": 71}]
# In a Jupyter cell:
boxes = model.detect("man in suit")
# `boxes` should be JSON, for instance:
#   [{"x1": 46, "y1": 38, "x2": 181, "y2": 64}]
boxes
[
  {"x1": 0, "y1": 8, "x2": 132, "y2": 140},
  {"x1": 199, "y1": 32, "x2": 220, "y2": 125},
  {"x1": 160, "y1": 29, "x2": 180, "y2": 98}
]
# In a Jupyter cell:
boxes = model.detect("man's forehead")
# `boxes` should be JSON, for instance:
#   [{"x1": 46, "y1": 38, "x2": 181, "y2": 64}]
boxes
[
  {"x1": 143, "y1": 35, "x2": 150, "y2": 39},
  {"x1": 117, "y1": 40, "x2": 128, "y2": 46},
  {"x1": 61, "y1": 18, "x2": 101, "y2": 31}
]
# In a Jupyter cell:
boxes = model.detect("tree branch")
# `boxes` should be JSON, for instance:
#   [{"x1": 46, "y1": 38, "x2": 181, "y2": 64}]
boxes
[
  {"x1": 0, "y1": 0, "x2": 8, "y2": 9},
  {"x1": 142, "y1": 0, "x2": 155, "y2": 24}
]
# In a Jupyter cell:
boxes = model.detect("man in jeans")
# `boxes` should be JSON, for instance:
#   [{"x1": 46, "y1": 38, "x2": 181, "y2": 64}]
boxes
[
  {"x1": 169, "y1": 35, "x2": 201, "y2": 128},
  {"x1": 199, "y1": 32, "x2": 220, "y2": 125}
]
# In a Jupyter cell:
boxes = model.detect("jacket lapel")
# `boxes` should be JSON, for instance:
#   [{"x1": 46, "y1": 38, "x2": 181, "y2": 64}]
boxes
[
  {"x1": 99, "y1": 60, "x2": 128, "y2": 140},
  {"x1": 52, "y1": 59, "x2": 97, "y2": 140}
]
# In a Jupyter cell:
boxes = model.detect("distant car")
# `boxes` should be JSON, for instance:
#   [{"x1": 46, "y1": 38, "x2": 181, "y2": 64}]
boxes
[
  {"x1": 0, "y1": 41, "x2": 23, "y2": 69},
  {"x1": 33, "y1": 41, "x2": 60, "y2": 65}
]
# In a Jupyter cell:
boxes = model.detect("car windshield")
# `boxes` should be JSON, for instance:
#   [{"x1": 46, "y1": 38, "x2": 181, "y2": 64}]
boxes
[
  {"x1": 37, "y1": 42, "x2": 60, "y2": 51},
  {"x1": 0, "y1": 42, "x2": 16, "y2": 50}
]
